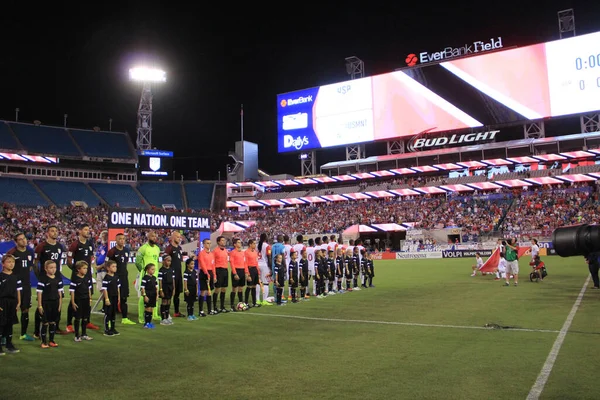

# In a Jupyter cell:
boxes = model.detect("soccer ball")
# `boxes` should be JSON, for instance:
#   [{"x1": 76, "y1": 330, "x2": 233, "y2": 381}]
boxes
[{"x1": 236, "y1": 302, "x2": 248, "y2": 311}]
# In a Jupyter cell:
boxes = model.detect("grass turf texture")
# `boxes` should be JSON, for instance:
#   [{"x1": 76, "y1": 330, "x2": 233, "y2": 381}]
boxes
[{"x1": 2, "y1": 257, "x2": 598, "y2": 399}]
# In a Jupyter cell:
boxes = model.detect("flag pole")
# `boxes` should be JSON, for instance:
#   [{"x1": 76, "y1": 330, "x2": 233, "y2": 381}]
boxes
[{"x1": 240, "y1": 104, "x2": 244, "y2": 143}]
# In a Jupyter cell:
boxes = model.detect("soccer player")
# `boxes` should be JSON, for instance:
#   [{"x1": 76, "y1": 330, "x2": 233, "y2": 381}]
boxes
[
  {"x1": 352, "y1": 246, "x2": 361, "y2": 290},
  {"x1": 316, "y1": 248, "x2": 328, "y2": 298},
  {"x1": 135, "y1": 231, "x2": 161, "y2": 323},
  {"x1": 355, "y1": 239, "x2": 365, "y2": 286},
  {"x1": 306, "y1": 238, "x2": 316, "y2": 297},
  {"x1": 273, "y1": 254, "x2": 285, "y2": 306},
  {"x1": 213, "y1": 236, "x2": 230, "y2": 313},
  {"x1": 34, "y1": 225, "x2": 66, "y2": 337},
  {"x1": 299, "y1": 248, "x2": 309, "y2": 299},
  {"x1": 198, "y1": 238, "x2": 216, "y2": 315},
  {"x1": 101, "y1": 260, "x2": 121, "y2": 336},
  {"x1": 288, "y1": 250, "x2": 299, "y2": 303},
  {"x1": 229, "y1": 238, "x2": 249, "y2": 311},
  {"x1": 328, "y1": 235, "x2": 338, "y2": 253},
  {"x1": 158, "y1": 256, "x2": 175, "y2": 325},
  {"x1": 69, "y1": 261, "x2": 93, "y2": 342},
  {"x1": 504, "y1": 238, "x2": 519, "y2": 286},
  {"x1": 244, "y1": 239, "x2": 260, "y2": 308},
  {"x1": 335, "y1": 248, "x2": 344, "y2": 292},
  {"x1": 344, "y1": 248, "x2": 354, "y2": 292},
  {"x1": 283, "y1": 235, "x2": 292, "y2": 300},
  {"x1": 94, "y1": 231, "x2": 108, "y2": 294},
  {"x1": 66, "y1": 224, "x2": 96, "y2": 333},
  {"x1": 257, "y1": 234, "x2": 272, "y2": 306},
  {"x1": 183, "y1": 259, "x2": 197, "y2": 320},
  {"x1": 327, "y1": 249, "x2": 336, "y2": 294},
  {"x1": 366, "y1": 252, "x2": 375, "y2": 287},
  {"x1": 471, "y1": 253, "x2": 484, "y2": 276},
  {"x1": 165, "y1": 231, "x2": 185, "y2": 318},
  {"x1": 37, "y1": 260, "x2": 62, "y2": 348},
  {"x1": 140, "y1": 264, "x2": 158, "y2": 329},
  {"x1": 270, "y1": 235, "x2": 285, "y2": 302},
  {"x1": 7, "y1": 233, "x2": 35, "y2": 341},
  {"x1": 106, "y1": 233, "x2": 135, "y2": 324},
  {"x1": 0, "y1": 254, "x2": 22, "y2": 354}
]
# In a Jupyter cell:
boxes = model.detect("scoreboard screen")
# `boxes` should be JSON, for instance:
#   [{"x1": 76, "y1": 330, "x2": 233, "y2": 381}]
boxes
[{"x1": 137, "y1": 149, "x2": 173, "y2": 180}]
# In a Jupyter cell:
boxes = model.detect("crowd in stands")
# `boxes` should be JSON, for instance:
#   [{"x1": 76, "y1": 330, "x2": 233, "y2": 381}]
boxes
[{"x1": 1, "y1": 182, "x2": 598, "y2": 249}]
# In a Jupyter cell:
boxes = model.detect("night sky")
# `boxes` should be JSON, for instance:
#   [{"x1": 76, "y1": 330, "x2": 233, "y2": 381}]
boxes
[{"x1": 1, "y1": 2, "x2": 599, "y2": 179}]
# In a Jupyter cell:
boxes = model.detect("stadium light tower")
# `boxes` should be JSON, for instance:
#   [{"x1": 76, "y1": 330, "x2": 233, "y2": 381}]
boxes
[{"x1": 129, "y1": 67, "x2": 166, "y2": 150}]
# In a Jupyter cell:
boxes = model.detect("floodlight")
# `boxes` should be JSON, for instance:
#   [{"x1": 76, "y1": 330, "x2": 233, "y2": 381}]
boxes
[{"x1": 129, "y1": 67, "x2": 166, "y2": 82}]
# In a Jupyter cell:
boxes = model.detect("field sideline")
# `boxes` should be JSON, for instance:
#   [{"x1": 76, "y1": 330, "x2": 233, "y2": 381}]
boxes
[{"x1": 1, "y1": 256, "x2": 598, "y2": 399}]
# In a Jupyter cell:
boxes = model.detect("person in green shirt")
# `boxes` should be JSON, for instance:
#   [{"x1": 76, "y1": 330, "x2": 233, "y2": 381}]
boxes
[
  {"x1": 135, "y1": 231, "x2": 161, "y2": 323},
  {"x1": 503, "y1": 238, "x2": 519, "y2": 286}
]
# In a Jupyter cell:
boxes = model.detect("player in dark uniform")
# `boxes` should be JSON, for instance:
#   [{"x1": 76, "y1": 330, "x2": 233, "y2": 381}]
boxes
[
  {"x1": 158, "y1": 256, "x2": 176, "y2": 325},
  {"x1": 34, "y1": 225, "x2": 65, "y2": 337},
  {"x1": 164, "y1": 231, "x2": 185, "y2": 318},
  {"x1": 183, "y1": 259, "x2": 197, "y2": 320},
  {"x1": 344, "y1": 248, "x2": 354, "y2": 292},
  {"x1": 7, "y1": 233, "x2": 35, "y2": 341},
  {"x1": 37, "y1": 260, "x2": 63, "y2": 348},
  {"x1": 335, "y1": 248, "x2": 345, "y2": 293},
  {"x1": 327, "y1": 249, "x2": 336, "y2": 294},
  {"x1": 101, "y1": 260, "x2": 121, "y2": 336},
  {"x1": 141, "y1": 264, "x2": 158, "y2": 329},
  {"x1": 273, "y1": 254, "x2": 285, "y2": 305},
  {"x1": 0, "y1": 254, "x2": 22, "y2": 354},
  {"x1": 66, "y1": 224, "x2": 96, "y2": 333},
  {"x1": 352, "y1": 247, "x2": 361, "y2": 290},
  {"x1": 288, "y1": 250, "x2": 299, "y2": 303},
  {"x1": 316, "y1": 249, "x2": 328, "y2": 297},
  {"x1": 366, "y1": 252, "x2": 375, "y2": 287},
  {"x1": 69, "y1": 261, "x2": 93, "y2": 341},
  {"x1": 299, "y1": 249, "x2": 309, "y2": 300},
  {"x1": 106, "y1": 233, "x2": 135, "y2": 325}
]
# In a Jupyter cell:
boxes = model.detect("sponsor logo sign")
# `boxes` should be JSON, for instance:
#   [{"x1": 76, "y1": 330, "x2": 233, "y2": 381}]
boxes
[
  {"x1": 406, "y1": 37, "x2": 503, "y2": 66},
  {"x1": 407, "y1": 130, "x2": 499, "y2": 152},
  {"x1": 442, "y1": 250, "x2": 493, "y2": 258}
]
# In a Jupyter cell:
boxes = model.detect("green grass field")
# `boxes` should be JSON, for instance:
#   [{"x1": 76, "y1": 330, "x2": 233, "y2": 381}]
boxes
[{"x1": 2, "y1": 257, "x2": 598, "y2": 399}]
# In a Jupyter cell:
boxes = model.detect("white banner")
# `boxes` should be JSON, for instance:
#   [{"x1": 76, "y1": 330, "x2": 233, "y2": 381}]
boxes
[{"x1": 395, "y1": 251, "x2": 443, "y2": 260}]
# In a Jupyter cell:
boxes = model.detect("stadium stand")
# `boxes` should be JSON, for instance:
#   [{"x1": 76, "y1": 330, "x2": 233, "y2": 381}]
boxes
[
  {"x1": 69, "y1": 129, "x2": 135, "y2": 159},
  {"x1": 0, "y1": 178, "x2": 49, "y2": 206},
  {"x1": 137, "y1": 182, "x2": 184, "y2": 209},
  {"x1": 89, "y1": 182, "x2": 148, "y2": 208},
  {"x1": 8, "y1": 122, "x2": 81, "y2": 157},
  {"x1": 184, "y1": 183, "x2": 214, "y2": 210},
  {"x1": 0, "y1": 122, "x2": 21, "y2": 151},
  {"x1": 34, "y1": 180, "x2": 101, "y2": 206}
]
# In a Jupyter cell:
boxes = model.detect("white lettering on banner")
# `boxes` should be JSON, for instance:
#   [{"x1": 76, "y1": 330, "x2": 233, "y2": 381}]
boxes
[
  {"x1": 396, "y1": 252, "x2": 443, "y2": 260},
  {"x1": 407, "y1": 130, "x2": 499, "y2": 152},
  {"x1": 283, "y1": 135, "x2": 309, "y2": 150},
  {"x1": 109, "y1": 210, "x2": 210, "y2": 230},
  {"x1": 286, "y1": 96, "x2": 313, "y2": 106},
  {"x1": 416, "y1": 37, "x2": 503, "y2": 65}
]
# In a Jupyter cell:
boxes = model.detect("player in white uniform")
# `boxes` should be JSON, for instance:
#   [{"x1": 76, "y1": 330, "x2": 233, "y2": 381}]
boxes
[
  {"x1": 496, "y1": 255, "x2": 507, "y2": 280},
  {"x1": 257, "y1": 233, "x2": 272, "y2": 305},
  {"x1": 355, "y1": 239, "x2": 365, "y2": 286},
  {"x1": 293, "y1": 235, "x2": 307, "y2": 283},
  {"x1": 471, "y1": 253, "x2": 484, "y2": 276},
  {"x1": 306, "y1": 239, "x2": 316, "y2": 297},
  {"x1": 283, "y1": 235, "x2": 292, "y2": 300}
]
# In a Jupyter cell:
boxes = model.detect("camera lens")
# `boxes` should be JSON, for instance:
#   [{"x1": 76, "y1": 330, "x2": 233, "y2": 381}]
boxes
[{"x1": 552, "y1": 224, "x2": 600, "y2": 257}]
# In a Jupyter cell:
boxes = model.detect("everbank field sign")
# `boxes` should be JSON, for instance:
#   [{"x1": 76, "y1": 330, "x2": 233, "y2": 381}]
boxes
[{"x1": 405, "y1": 37, "x2": 503, "y2": 67}]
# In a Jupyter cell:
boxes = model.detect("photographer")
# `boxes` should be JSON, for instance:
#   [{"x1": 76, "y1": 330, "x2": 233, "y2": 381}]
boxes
[{"x1": 584, "y1": 252, "x2": 600, "y2": 289}]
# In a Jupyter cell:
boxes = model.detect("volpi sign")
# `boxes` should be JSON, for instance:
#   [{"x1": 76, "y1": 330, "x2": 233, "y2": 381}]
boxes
[{"x1": 407, "y1": 130, "x2": 499, "y2": 152}]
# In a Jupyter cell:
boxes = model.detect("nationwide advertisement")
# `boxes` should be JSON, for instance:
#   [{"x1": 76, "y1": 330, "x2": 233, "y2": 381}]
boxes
[{"x1": 277, "y1": 31, "x2": 600, "y2": 153}]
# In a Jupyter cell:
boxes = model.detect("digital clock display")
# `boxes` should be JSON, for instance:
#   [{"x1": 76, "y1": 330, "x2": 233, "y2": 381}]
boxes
[{"x1": 546, "y1": 32, "x2": 600, "y2": 116}]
